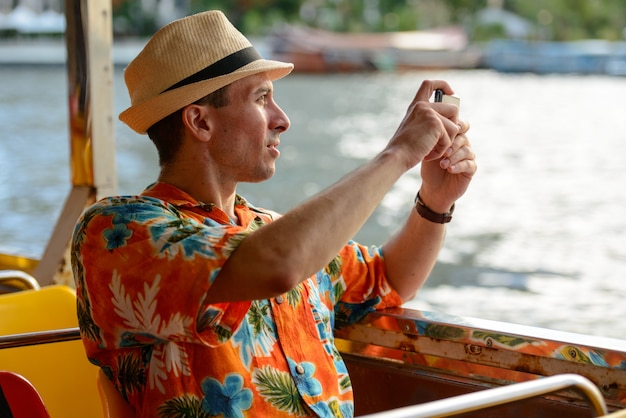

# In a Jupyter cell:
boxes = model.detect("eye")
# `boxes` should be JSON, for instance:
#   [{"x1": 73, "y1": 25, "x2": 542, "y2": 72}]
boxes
[{"x1": 257, "y1": 94, "x2": 267, "y2": 104}]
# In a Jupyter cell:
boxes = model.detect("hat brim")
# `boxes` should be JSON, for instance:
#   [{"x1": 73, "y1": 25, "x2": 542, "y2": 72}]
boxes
[{"x1": 119, "y1": 59, "x2": 294, "y2": 134}]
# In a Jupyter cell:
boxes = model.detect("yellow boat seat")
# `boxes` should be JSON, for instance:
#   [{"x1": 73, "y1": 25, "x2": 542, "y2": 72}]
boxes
[
  {"x1": 0, "y1": 370, "x2": 50, "y2": 418},
  {"x1": 97, "y1": 368, "x2": 136, "y2": 418},
  {"x1": 0, "y1": 285, "x2": 102, "y2": 418}
]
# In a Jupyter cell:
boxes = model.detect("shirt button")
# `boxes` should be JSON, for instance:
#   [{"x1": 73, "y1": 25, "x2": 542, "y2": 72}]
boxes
[
  {"x1": 295, "y1": 364, "x2": 305, "y2": 375},
  {"x1": 275, "y1": 295, "x2": 284, "y2": 304}
]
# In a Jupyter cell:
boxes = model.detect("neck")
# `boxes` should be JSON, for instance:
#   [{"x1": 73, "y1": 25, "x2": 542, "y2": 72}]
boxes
[{"x1": 158, "y1": 165, "x2": 238, "y2": 221}]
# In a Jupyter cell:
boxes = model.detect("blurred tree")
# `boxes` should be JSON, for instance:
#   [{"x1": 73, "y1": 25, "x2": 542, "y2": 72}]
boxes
[
  {"x1": 110, "y1": 0, "x2": 626, "y2": 40},
  {"x1": 190, "y1": 0, "x2": 300, "y2": 33},
  {"x1": 502, "y1": 0, "x2": 626, "y2": 41}
]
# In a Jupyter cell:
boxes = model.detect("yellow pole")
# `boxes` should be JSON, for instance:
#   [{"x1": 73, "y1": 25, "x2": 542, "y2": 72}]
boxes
[{"x1": 34, "y1": 0, "x2": 116, "y2": 286}]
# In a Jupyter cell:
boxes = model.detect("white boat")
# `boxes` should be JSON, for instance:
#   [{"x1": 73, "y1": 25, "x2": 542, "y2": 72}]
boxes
[{"x1": 482, "y1": 39, "x2": 626, "y2": 76}]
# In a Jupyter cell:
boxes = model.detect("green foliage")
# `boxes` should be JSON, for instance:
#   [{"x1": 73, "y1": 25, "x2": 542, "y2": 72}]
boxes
[
  {"x1": 471, "y1": 23, "x2": 507, "y2": 42},
  {"x1": 156, "y1": 394, "x2": 212, "y2": 418},
  {"x1": 498, "y1": 0, "x2": 626, "y2": 41},
  {"x1": 252, "y1": 366, "x2": 307, "y2": 415},
  {"x1": 112, "y1": 0, "x2": 626, "y2": 41},
  {"x1": 189, "y1": 0, "x2": 300, "y2": 34}
]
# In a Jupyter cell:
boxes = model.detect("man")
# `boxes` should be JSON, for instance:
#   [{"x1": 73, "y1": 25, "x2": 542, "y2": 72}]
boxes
[{"x1": 72, "y1": 10, "x2": 476, "y2": 418}]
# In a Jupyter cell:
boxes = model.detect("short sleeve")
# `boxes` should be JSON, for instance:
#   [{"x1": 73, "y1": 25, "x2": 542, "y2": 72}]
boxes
[
  {"x1": 325, "y1": 240, "x2": 403, "y2": 328},
  {"x1": 72, "y1": 196, "x2": 253, "y2": 352}
]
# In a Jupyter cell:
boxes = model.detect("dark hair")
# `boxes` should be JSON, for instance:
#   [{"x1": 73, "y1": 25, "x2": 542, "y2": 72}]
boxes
[{"x1": 147, "y1": 84, "x2": 230, "y2": 166}]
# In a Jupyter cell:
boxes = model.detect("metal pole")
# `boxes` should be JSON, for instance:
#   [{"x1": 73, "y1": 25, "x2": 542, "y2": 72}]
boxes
[{"x1": 0, "y1": 328, "x2": 81, "y2": 350}]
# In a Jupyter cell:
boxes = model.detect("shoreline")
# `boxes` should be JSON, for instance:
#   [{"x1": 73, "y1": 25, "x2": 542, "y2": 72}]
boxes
[
  {"x1": 0, "y1": 38, "x2": 147, "y2": 66},
  {"x1": 0, "y1": 36, "x2": 270, "y2": 67}
]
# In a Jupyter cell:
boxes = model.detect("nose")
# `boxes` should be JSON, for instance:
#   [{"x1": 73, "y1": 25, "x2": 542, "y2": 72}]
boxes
[{"x1": 271, "y1": 101, "x2": 290, "y2": 133}]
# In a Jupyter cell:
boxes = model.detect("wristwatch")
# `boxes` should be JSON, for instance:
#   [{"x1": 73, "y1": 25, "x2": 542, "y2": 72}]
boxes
[{"x1": 414, "y1": 191, "x2": 454, "y2": 224}]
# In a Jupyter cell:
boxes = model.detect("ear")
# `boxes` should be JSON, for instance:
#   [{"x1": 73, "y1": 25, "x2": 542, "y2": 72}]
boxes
[{"x1": 181, "y1": 104, "x2": 212, "y2": 142}]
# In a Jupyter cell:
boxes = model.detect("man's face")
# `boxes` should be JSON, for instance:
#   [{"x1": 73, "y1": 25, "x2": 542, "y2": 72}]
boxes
[{"x1": 205, "y1": 73, "x2": 290, "y2": 184}]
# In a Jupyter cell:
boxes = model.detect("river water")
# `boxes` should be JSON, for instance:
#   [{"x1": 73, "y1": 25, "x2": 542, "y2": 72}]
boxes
[{"x1": 1, "y1": 65, "x2": 625, "y2": 340}]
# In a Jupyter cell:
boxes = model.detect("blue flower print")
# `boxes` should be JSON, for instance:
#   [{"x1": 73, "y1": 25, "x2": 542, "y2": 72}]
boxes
[
  {"x1": 310, "y1": 398, "x2": 354, "y2": 418},
  {"x1": 149, "y1": 219, "x2": 217, "y2": 259},
  {"x1": 201, "y1": 373, "x2": 253, "y2": 418},
  {"x1": 101, "y1": 199, "x2": 163, "y2": 224},
  {"x1": 334, "y1": 297, "x2": 381, "y2": 329},
  {"x1": 287, "y1": 358, "x2": 322, "y2": 397},
  {"x1": 103, "y1": 223, "x2": 132, "y2": 250}
]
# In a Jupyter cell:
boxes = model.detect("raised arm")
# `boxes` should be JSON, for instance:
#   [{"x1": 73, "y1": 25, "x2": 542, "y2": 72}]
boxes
[
  {"x1": 382, "y1": 120, "x2": 476, "y2": 301},
  {"x1": 207, "y1": 80, "x2": 472, "y2": 304}
]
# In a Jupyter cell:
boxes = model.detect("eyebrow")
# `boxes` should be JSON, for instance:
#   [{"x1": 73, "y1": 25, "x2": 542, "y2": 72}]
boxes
[{"x1": 253, "y1": 86, "x2": 271, "y2": 95}]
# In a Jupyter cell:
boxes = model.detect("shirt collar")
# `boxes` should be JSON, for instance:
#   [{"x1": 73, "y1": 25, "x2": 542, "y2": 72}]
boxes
[
  {"x1": 141, "y1": 182, "x2": 248, "y2": 207},
  {"x1": 141, "y1": 181, "x2": 256, "y2": 226}
]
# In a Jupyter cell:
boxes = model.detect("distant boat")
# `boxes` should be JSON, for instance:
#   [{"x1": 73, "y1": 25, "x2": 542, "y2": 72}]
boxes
[
  {"x1": 482, "y1": 39, "x2": 626, "y2": 76},
  {"x1": 268, "y1": 24, "x2": 482, "y2": 73}
]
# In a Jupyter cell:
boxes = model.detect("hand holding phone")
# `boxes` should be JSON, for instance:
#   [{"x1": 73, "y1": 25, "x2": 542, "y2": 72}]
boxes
[{"x1": 434, "y1": 89, "x2": 460, "y2": 107}]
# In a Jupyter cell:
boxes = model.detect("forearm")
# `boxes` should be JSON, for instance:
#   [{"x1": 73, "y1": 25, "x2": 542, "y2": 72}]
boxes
[
  {"x1": 381, "y1": 117, "x2": 477, "y2": 301},
  {"x1": 211, "y1": 149, "x2": 409, "y2": 301},
  {"x1": 255, "y1": 150, "x2": 405, "y2": 270},
  {"x1": 382, "y1": 204, "x2": 447, "y2": 302},
  {"x1": 210, "y1": 80, "x2": 466, "y2": 303}
]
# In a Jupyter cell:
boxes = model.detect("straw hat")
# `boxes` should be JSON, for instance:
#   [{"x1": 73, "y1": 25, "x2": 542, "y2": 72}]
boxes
[{"x1": 119, "y1": 10, "x2": 294, "y2": 134}]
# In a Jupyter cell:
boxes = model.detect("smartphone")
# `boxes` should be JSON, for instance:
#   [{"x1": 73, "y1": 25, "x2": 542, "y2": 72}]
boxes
[{"x1": 434, "y1": 89, "x2": 460, "y2": 107}]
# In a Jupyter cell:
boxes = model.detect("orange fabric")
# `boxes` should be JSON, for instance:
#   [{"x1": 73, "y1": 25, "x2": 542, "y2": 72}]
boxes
[{"x1": 72, "y1": 182, "x2": 402, "y2": 417}]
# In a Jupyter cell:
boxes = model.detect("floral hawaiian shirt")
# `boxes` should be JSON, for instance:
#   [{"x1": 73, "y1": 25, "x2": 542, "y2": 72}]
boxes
[{"x1": 71, "y1": 182, "x2": 403, "y2": 417}]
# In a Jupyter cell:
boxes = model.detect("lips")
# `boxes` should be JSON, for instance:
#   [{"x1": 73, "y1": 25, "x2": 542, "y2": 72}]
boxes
[{"x1": 267, "y1": 141, "x2": 280, "y2": 156}]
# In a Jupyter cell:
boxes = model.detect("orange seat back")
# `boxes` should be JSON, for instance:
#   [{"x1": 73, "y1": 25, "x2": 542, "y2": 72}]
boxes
[{"x1": 97, "y1": 369, "x2": 136, "y2": 418}]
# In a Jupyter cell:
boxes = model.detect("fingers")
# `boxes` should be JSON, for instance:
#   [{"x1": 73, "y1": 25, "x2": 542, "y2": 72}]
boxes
[
  {"x1": 442, "y1": 120, "x2": 470, "y2": 157},
  {"x1": 425, "y1": 112, "x2": 460, "y2": 159},
  {"x1": 439, "y1": 133, "x2": 477, "y2": 175},
  {"x1": 414, "y1": 80, "x2": 455, "y2": 103},
  {"x1": 402, "y1": 80, "x2": 464, "y2": 164},
  {"x1": 457, "y1": 120, "x2": 470, "y2": 135},
  {"x1": 423, "y1": 134, "x2": 451, "y2": 162}
]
